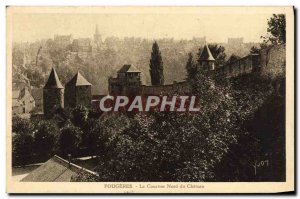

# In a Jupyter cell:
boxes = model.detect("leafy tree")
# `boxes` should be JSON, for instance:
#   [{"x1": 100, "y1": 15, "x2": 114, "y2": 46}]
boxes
[
  {"x1": 185, "y1": 53, "x2": 197, "y2": 81},
  {"x1": 262, "y1": 14, "x2": 286, "y2": 45},
  {"x1": 59, "y1": 124, "x2": 82, "y2": 158},
  {"x1": 12, "y1": 117, "x2": 34, "y2": 167},
  {"x1": 250, "y1": 46, "x2": 261, "y2": 54},
  {"x1": 227, "y1": 54, "x2": 241, "y2": 64},
  {"x1": 81, "y1": 119, "x2": 108, "y2": 158},
  {"x1": 149, "y1": 42, "x2": 164, "y2": 85},
  {"x1": 33, "y1": 120, "x2": 59, "y2": 159},
  {"x1": 72, "y1": 105, "x2": 89, "y2": 127}
]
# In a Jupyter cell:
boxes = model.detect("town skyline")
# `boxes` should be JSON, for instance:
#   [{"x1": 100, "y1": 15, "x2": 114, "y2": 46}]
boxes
[{"x1": 11, "y1": 13, "x2": 273, "y2": 43}]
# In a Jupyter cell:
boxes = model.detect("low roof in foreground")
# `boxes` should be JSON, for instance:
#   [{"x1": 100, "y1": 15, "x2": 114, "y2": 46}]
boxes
[{"x1": 21, "y1": 155, "x2": 97, "y2": 182}]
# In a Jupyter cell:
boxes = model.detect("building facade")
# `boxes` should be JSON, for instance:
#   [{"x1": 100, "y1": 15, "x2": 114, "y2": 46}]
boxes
[{"x1": 12, "y1": 87, "x2": 35, "y2": 115}]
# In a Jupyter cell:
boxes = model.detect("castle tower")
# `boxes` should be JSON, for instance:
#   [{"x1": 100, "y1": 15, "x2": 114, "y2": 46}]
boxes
[
  {"x1": 94, "y1": 24, "x2": 102, "y2": 44},
  {"x1": 65, "y1": 72, "x2": 92, "y2": 109},
  {"x1": 109, "y1": 64, "x2": 141, "y2": 96},
  {"x1": 43, "y1": 68, "x2": 64, "y2": 118},
  {"x1": 198, "y1": 43, "x2": 216, "y2": 71}
]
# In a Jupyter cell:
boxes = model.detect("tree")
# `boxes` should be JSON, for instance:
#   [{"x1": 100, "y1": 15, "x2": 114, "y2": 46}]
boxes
[
  {"x1": 81, "y1": 119, "x2": 108, "y2": 158},
  {"x1": 185, "y1": 53, "x2": 197, "y2": 81},
  {"x1": 33, "y1": 120, "x2": 59, "y2": 159},
  {"x1": 227, "y1": 54, "x2": 241, "y2": 64},
  {"x1": 59, "y1": 124, "x2": 82, "y2": 158},
  {"x1": 12, "y1": 117, "x2": 34, "y2": 167},
  {"x1": 250, "y1": 46, "x2": 261, "y2": 54},
  {"x1": 149, "y1": 42, "x2": 164, "y2": 85},
  {"x1": 262, "y1": 14, "x2": 286, "y2": 45},
  {"x1": 72, "y1": 105, "x2": 89, "y2": 127}
]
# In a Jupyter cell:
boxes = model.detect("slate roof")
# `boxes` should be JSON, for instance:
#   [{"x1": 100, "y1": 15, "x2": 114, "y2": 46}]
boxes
[
  {"x1": 21, "y1": 155, "x2": 97, "y2": 182},
  {"x1": 44, "y1": 68, "x2": 64, "y2": 89},
  {"x1": 66, "y1": 72, "x2": 92, "y2": 86},
  {"x1": 199, "y1": 44, "x2": 215, "y2": 61},
  {"x1": 117, "y1": 64, "x2": 141, "y2": 73}
]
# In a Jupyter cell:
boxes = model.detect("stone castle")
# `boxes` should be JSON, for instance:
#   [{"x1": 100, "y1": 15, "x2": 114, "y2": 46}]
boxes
[
  {"x1": 108, "y1": 43, "x2": 216, "y2": 96},
  {"x1": 43, "y1": 69, "x2": 92, "y2": 117},
  {"x1": 43, "y1": 43, "x2": 286, "y2": 117}
]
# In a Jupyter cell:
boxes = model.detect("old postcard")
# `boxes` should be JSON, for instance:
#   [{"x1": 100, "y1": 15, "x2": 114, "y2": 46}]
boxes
[{"x1": 6, "y1": 6, "x2": 294, "y2": 193}]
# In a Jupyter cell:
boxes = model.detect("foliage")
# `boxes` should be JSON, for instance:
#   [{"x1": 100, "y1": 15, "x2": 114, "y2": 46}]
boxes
[
  {"x1": 12, "y1": 117, "x2": 34, "y2": 167},
  {"x1": 33, "y1": 120, "x2": 59, "y2": 159},
  {"x1": 262, "y1": 14, "x2": 286, "y2": 45},
  {"x1": 59, "y1": 124, "x2": 82, "y2": 158},
  {"x1": 227, "y1": 54, "x2": 241, "y2": 64},
  {"x1": 149, "y1": 42, "x2": 164, "y2": 85},
  {"x1": 185, "y1": 53, "x2": 197, "y2": 81},
  {"x1": 72, "y1": 105, "x2": 89, "y2": 127}
]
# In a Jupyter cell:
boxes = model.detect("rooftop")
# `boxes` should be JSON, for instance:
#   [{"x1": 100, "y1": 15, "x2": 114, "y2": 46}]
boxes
[
  {"x1": 117, "y1": 64, "x2": 141, "y2": 73},
  {"x1": 66, "y1": 71, "x2": 92, "y2": 86},
  {"x1": 199, "y1": 44, "x2": 215, "y2": 61},
  {"x1": 21, "y1": 155, "x2": 97, "y2": 182},
  {"x1": 44, "y1": 68, "x2": 64, "y2": 89}
]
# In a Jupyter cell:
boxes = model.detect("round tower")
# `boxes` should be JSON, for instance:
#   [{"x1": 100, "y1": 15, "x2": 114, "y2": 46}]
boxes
[{"x1": 43, "y1": 68, "x2": 64, "y2": 118}]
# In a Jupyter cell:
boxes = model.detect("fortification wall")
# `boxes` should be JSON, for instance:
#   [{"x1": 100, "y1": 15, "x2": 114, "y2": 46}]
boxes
[
  {"x1": 219, "y1": 54, "x2": 259, "y2": 78},
  {"x1": 140, "y1": 81, "x2": 190, "y2": 95},
  {"x1": 260, "y1": 44, "x2": 286, "y2": 77}
]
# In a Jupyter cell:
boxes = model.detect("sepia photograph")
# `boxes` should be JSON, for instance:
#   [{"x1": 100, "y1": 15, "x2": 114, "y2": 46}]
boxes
[{"x1": 6, "y1": 6, "x2": 294, "y2": 193}]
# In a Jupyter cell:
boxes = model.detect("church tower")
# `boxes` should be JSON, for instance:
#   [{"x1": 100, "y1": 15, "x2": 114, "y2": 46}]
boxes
[
  {"x1": 43, "y1": 68, "x2": 64, "y2": 118},
  {"x1": 94, "y1": 24, "x2": 102, "y2": 44},
  {"x1": 198, "y1": 43, "x2": 216, "y2": 71}
]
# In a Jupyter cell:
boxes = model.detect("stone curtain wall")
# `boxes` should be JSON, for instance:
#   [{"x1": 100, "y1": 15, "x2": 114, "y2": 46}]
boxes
[
  {"x1": 260, "y1": 44, "x2": 286, "y2": 78},
  {"x1": 140, "y1": 81, "x2": 190, "y2": 95},
  {"x1": 217, "y1": 44, "x2": 285, "y2": 79},
  {"x1": 219, "y1": 54, "x2": 259, "y2": 78}
]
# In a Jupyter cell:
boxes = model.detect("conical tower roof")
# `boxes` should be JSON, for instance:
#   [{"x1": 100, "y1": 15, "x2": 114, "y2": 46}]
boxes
[
  {"x1": 117, "y1": 64, "x2": 141, "y2": 73},
  {"x1": 199, "y1": 44, "x2": 215, "y2": 61},
  {"x1": 66, "y1": 71, "x2": 92, "y2": 86},
  {"x1": 44, "y1": 68, "x2": 64, "y2": 89}
]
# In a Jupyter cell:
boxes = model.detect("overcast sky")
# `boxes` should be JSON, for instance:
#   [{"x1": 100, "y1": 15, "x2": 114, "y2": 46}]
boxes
[{"x1": 11, "y1": 12, "x2": 273, "y2": 43}]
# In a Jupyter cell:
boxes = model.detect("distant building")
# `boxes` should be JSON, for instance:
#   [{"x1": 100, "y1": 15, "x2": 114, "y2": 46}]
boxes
[
  {"x1": 192, "y1": 37, "x2": 206, "y2": 44},
  {"x1": 71, "y1": 38, "x2": 92, "y2": 52},
  {"x1": 228, "y1": 37, "x2": 244, "y2": 47},
  {"x1": 109, "y1": 64, "x2": 142, "y2": 95},
  {"x1": 12, "y1": 87, "x2": 35, "y2": 115},
  {"x1": 54, "y1": 35, "x2": 72, "y2": 47},
  {"x1": 198, "y1": 43, "x2": 216, "y2": 71},
  {"x1": 65, "y1": 72, "x2": 92, "y2": 108},
  {"x1": 21, "y1": 155, "x2": 97, "y2": 182},
  {"x1": 43, "y1": 68, "x2": 64, "y2": 118},
  {"x1": 94, "y1": 24, "x2": 102, "y2": 44}
]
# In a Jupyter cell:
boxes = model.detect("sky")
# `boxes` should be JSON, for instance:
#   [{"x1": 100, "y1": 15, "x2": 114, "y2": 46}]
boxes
[{"x1": 11, "y1": 12, "x2": 274, "y2": 43}]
